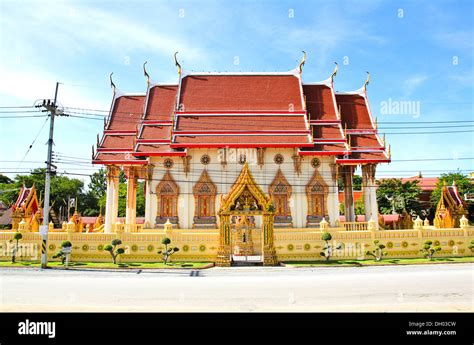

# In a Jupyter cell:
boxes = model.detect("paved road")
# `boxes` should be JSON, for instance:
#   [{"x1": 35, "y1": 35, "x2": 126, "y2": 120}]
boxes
[{"x1": 0, "y1": 264, "x2": 472, "y2": 312}]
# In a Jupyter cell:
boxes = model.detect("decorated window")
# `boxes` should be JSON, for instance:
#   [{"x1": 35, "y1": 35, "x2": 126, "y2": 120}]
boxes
[
  {"x1": 306, "y1": 170, "x2": 328, "y2": 220},
  {"x1": 193, "y1": 170, "x2": 217, "y2": 222},
  {"x1": 156, "y1": 171, "x2": 179, "y2": 221},
  {"x1": 268, "y1": 169, "x2": 292, "y2": 220}
]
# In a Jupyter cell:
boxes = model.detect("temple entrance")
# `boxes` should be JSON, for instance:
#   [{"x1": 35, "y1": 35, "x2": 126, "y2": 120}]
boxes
[
  {"x1": 231, "y1": 215, "x2": 263, "y2": 265},
  {"x1": 216, "y1": 163, "x2": 278, "y2": 267}
]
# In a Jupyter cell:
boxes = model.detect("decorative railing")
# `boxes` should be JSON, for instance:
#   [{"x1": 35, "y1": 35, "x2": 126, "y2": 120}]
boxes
[{"x1": 341, "y1": 222, "x2": 368, "y2": 231}]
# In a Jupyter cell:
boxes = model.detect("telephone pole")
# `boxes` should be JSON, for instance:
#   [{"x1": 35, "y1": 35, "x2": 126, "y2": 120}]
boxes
[{"x1": 38, "y1": 82, "x2": 60, "y2": 269}]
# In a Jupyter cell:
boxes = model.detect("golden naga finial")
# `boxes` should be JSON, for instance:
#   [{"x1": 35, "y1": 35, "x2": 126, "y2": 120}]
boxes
[
  {"x1": 96, "y1": 133, "x2": 100, "y2": 146},
  {"x1": 363, "y1": 71, "x2": 370, "y2": 90},
  {"x1": 143, "y1": 61, "x2": 150, "y2": 84},
  {"x1": 298, "y1": 50, "x2": 307, "y2": 74},
  {"x1": 109, "y1": 72, "x2": 116, "y2": 92},
  {"x1": 388, "y1": 144, "x2": 391, "y2": 158},
  {"x1": 375, "y1": 116, "x2": 378, "y2": 129},
  {"x1": 344, "y1": 123, "x2": 347, "y2": 137},
  {"x1": 91, "y1": 145, "x2": 95, "y2": 160},
  {"x1": 330, "y1": 62, "x2": 338, "y2": 81},
  {"x1": 174, "y1": 51, "x2": 182, "y2": 75}
]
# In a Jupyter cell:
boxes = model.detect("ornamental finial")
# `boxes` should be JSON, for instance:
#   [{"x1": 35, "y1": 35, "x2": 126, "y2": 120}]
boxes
[
  {"x1": 174, "y1": 52, "x2": 182, "y2": 75},
  {"x1": 143, "y1": 61, "x2": 150, "y2": 84},
  {"x1": 331, "y1": 62, "x2": 338, "y2": 81},
  {"x1": 298, "y1": 51, "x2": 307, "y2": 73},
  {"x1": 109, "y1": 72, "x2": 116, "y2": 92},
  {"x1": 364, "y1": 71, "x2": 370, "y2": 90}
]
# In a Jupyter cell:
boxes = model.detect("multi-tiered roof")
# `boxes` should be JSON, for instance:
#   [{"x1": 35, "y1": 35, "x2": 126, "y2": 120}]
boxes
[{"x1": 93, "y1": 55, "x2": 390, "y2": 166}]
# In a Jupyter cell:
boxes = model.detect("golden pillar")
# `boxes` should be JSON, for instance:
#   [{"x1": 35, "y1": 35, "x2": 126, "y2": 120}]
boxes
[
  {"x1": 262, "y1": 212, "x2": 278, "y2": 266},
  {"x1": 216, "y1": 214, "x2": 231, "y2": 267}
]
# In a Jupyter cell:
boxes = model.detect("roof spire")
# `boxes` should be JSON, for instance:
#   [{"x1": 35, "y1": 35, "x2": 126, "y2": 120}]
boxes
[
  {"x1": 174, "y1": 51, "x2": 182, "y2": 76},
  {"x1": 143, "y1": 61, "x2": 150, "y2": 84},
  {"x1": 298, "y1": 51, "x2": 307, "y2": 74},
  {"x1": 330, "y1": 62, "x2": 338, "y2": 81},
  {"x1": 109, "y1": 72, "x2": 116, "y2": 92},
  {"x1": 363, "y1": 71, "x2": 370, "y2": 91}
]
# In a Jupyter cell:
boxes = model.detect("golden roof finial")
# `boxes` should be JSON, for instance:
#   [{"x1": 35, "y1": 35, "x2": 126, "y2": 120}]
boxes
[
  {"x1": 330, "y1": 62, "x2": 338, "y2": 81},
  {"x1": 363, "y1": 71, "x2": 370, "y2": 90},
  {"x1": 109, "y1": 72, "x2": 116, "y2": 92},
  {"x1": 143, "y1": 61, "x2": 150, "y2": 84},
  {"x1": 174, "y1": 52, "x2": 182, "y2": 75},
  {"x1": 298, "y1": 51, "x2": 307, "y2": 74}
]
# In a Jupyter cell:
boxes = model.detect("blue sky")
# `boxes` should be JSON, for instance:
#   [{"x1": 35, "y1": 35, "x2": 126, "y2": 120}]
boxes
[{"x1": 0, "y1": 0, "x2": 472, "y2": 184}]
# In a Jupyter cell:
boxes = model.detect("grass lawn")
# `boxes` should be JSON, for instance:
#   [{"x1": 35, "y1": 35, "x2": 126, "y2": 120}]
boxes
[
  {"x1": 0, "y1": 260, "x2": 213, "y2": 269},
  {"x1": 283, "y1": 257, "x2": 474, "y2": 267}
]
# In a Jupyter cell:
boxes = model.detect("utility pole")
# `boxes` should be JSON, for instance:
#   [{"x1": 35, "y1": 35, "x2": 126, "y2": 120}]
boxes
[{"x1": 37, "y1": 82, "x2": 60, "y2": 269}]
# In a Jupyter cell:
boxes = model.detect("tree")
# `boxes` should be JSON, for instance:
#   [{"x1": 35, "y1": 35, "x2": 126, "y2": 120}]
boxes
[
  {"x1": 338, "y1": 174, "x2": 362, "y2": 192},
  {"x1": 376, "y1": 178, "x2": 423, "y2": 216},
  {"x1": 420, "y1": 240, "x2": 441, "y2": 260},
  {"x1": 52, "y1": 241, "x2": 73, "y2": 265},
  {"x1": 365, "y1": 240, "x2": 387, "y2": 262},
  {"x1": 104, "y1": 239, "x2": 125, "y2": 264},
  {"x1": 10, "y1": 232, "x2": 22, "y2": 263},
  {"x1": 468, "y1": 240, "x2": 474, "y2": 256},
  {"x1": 157, "y1": 237, "x2": 179, "y2": 265},
  {"x1": 430, "y1": 172, "x2": 474, "y2": 222},
  {"x1": 0, "y1": 174, "x2": 13, "y2": 184},
  {"x1": 319, "y1": 232, "x2": 342, "y2": 261}
]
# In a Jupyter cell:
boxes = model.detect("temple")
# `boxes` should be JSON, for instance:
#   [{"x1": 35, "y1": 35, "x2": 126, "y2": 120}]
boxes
[{"x1": 93, "y1": 54, "x2": 389, "y2": 236}]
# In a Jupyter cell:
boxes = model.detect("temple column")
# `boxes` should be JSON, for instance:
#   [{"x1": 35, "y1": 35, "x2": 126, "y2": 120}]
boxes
[
  {"x1": 125, "y1": 167, "x2": 137, "y2": 229},
  {"x1": 262, "y1": 212, "x2": 278, "y2": 266},
  {"x1": 342, "y1": 165, "x2": 356, "y2": 222},
  {"x1": 105, "y1": 165, "x2": 120, "y2": 233},
  {"x1": 328, "y1": 163, "x2": 341, "y2": 227},
  {"x1": 144, "y1": 164, "x2": 154, "y2": 228},
  {"x1": 216, "y1": 214, "x2": 231, "y2": 267},
  {"x1": 362, "y1": 164, "x2": 378, "y2": 229}
]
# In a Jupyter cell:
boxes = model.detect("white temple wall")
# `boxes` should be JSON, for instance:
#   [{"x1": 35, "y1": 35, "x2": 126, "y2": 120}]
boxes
[{"x1": 145, "y1": 148, "x2": 340, "y2": 229}]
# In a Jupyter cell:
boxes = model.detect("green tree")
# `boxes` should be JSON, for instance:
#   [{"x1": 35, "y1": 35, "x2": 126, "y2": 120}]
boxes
[
  {"x1": 319, "y1": 232, "x2": 342, "y2": 261},
  {"x1": 338, "y1": 175, "x2": 362, "y2": 192},
  {"x1": 365, "y1": 240, "x2": 387, "y2": 262},
  {"x1": 468, "y1": 240, "x2": 474, "y2": 256},
  {"x1": 10, "y1": 232, "x2": 22, "y2": 263},
  {"x1": 420, "y1": 240, "x2": 441, "y2": 260},
  {"x1": 52, "y1": 241, "x2": 73, "y2": 264},
  {"x1": 0, "y1": 174, "x2": 13, "y2": 184},
  {"x1": 157, "y1": 237, "x2": 179, "y2": 265},
  {"x1": 104, "y1": 239, "x2": 124, "y2": 264},
  {"x1": 376, "y1": 178, "x2": 423, "y2": 216},
  {"x1": 430, "y1": 172, "x2": 474, "y2": 221}
]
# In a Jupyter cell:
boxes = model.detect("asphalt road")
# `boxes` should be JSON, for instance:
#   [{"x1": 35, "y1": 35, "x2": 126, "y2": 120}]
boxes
[{"x1": 0, "y1": 264, "x2": 472, "y2": 312}]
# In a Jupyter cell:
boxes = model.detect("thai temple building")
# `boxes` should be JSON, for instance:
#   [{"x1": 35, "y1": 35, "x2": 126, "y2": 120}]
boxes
[
  {"x1": 89, "y1": 53, "x2": 395, "y2": 265},
  {"x1": 93, "y1": 54, "x2": 389, "y2": 234},
  {"x1": 2, "y1": 53, "x2": 471, "y2": 267}
]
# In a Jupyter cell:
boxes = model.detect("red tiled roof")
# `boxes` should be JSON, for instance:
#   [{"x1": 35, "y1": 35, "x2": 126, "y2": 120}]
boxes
[
  {"x1": 304, "y1": 84, "x2": 338, "y2": 121},
  {"x1": 93, "y1": 71, "x2": 391, "y2": 164},
  {"x1": 145, "y1": 85, "x2": 178, "y2": 121},
  {"x1": 399, "y1": 176, "x2": 438, "y2": 191},
  {"x1": 107, "y1": 96, "x2": 145, "y2": 131},
  {"x1": 335, "y1": 93, "x2": 389, "y2": 164},
  {"x1": 178, "y1": 75, "x2": 303, "y2": 112}
]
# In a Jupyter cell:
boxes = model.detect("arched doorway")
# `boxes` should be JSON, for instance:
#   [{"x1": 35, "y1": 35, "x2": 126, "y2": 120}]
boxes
[{"x1": 216, "y1": 163, "x2": 278, "y2": 267}]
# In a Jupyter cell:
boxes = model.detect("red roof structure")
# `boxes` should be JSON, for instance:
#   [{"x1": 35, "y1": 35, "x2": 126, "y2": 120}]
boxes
[{"x1": 93, "y1": 63, "x2": 390, "y2": 166}]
